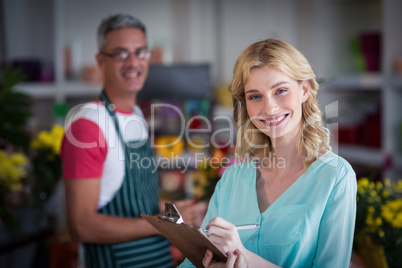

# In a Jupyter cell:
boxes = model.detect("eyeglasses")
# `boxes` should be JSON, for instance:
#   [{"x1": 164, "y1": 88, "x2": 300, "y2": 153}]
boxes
[{"x1": 100, "y1": 47, "x2": 152, "y2": 61}]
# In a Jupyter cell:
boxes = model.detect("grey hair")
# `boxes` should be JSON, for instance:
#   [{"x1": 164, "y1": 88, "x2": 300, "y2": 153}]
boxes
[{"x1": 97, "y1": 14, "x2": 147, "y2": 51}]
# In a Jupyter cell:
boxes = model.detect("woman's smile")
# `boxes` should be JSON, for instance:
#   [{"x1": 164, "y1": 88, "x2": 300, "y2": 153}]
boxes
[{"x1": 260, "y1": 113, "x2": 289, "y2": 127}]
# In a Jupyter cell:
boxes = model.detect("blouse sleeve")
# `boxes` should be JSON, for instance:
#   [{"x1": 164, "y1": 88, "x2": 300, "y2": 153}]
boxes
[{"x1": 313, "y1": 168, "x2": 357, "y2": 267}]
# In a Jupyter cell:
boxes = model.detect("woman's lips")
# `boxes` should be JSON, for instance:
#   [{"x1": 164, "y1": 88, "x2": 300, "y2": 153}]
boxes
[{"x1": 260, "y1": 114, "x2": 288, "y2": 127}]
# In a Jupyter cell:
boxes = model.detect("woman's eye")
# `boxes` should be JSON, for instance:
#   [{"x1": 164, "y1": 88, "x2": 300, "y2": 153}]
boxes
[
  {"x1": 275, "y1": 88, "x2": 287, "y2": 95},
  {"x1": 248, "y1": 95, "x2": 261, "y2": 100}
]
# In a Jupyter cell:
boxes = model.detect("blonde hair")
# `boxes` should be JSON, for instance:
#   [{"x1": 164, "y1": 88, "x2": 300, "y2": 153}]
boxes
[{"x1": 228, "y1": 39, "x2": 330, "y2": 169}]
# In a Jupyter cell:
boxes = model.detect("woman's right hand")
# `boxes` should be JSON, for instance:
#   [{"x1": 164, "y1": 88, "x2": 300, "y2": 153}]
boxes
[{"x1": 202, "y1": 249, "x2": 246, "y2": 268}]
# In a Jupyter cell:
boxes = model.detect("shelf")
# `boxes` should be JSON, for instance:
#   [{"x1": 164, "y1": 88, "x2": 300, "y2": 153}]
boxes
[
  {"x1": 59, "y1": 82, "x2": 101, "y2": 97},
  {"x1": 322, "y1": 73, "x2": 382, "y2": 91},
  {"x1": 15, "y1": 82, "x2": 58, "y2": 98},
  {"x1": 337, "y1": 145, "x2": 383, "y2": 167},
  {"x1": 15, "y1": 81, "x2": 102, "y2": 99}
]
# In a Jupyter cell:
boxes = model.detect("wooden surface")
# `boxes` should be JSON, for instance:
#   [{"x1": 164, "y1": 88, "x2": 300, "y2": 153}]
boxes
[{"x1": 141, "y1": 214, "x2": 227, "y2": 268}]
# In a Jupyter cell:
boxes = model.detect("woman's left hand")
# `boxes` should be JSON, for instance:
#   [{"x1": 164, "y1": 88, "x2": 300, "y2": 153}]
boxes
[
  {"x1": 204, "y1": 217, "x2": 247, "y2": 255},
  {"x1": 202, "y1": 249, "x2": 246, "y2": 268}
]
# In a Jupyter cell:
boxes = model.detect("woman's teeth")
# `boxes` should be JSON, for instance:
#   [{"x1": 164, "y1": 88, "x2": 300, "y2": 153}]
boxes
[{"x1": 264, "y1": 115, "x2": 285, "y2": 124}]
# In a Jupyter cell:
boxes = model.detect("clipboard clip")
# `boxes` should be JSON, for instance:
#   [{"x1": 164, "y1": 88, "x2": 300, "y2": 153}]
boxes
[{"x1": 159, "y1": 203, "x2": 184, "y2": 224}]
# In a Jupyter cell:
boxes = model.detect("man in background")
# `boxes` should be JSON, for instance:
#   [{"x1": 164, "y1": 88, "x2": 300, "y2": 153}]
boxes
[{"x1": 61, "y1": 14, "x2": 200, "y2": 268}]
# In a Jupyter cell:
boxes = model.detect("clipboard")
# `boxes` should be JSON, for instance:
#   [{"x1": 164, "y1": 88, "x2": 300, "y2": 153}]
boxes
[{"x1": 140, "y1": 203, "x2": 227, "y2": 268}]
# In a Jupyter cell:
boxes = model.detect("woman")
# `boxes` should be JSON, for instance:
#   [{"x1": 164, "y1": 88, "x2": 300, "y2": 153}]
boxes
[{"x1": 179, "y1": 39, "x2": 357, "y2": 268}]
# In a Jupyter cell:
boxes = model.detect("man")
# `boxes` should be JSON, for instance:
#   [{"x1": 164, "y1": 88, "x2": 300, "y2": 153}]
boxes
[{"x1": 61, "y1": 14, "x2": 197, "y2": 268}]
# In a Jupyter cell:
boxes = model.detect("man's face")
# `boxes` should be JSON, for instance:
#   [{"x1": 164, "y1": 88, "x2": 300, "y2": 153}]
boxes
[{"x1": 97, "y1": 28, "x2": 150, "y2": 95}]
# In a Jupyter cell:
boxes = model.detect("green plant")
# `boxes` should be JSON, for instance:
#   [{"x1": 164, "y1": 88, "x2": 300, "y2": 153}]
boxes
[
  {"x1": 0, "y1": 150, "x2": 28, "y2": 227},
  {"x1": 355, "y1": 177, "x2": 402, "y2": 268},
  {"x1": 0, "y1": 66, "x2": 32, "y2": 151},
  {"x1": 30, "y1": 125, "x2": 64, "y2": 208}
]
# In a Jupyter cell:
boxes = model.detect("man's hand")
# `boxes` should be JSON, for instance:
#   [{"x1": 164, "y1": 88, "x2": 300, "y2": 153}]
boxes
[{"x1": 175, "y1": 199, "x2": 208, "y2": 228}]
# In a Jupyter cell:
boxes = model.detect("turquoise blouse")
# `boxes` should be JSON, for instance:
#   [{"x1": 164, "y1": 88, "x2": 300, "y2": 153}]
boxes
[{"x1": 179, "y1": 151, "x2": 357, "y2": 267}]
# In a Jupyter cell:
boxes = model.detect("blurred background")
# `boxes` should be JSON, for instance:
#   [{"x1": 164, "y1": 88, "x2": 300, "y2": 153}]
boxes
[{"x1": 0, "y1": 0, "x2": 401, "y2": 267}]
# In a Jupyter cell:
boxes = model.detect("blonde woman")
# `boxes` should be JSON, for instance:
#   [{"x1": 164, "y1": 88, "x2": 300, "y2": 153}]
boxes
[{"x1": 179, "y1": 39, "x2": 357, "y2": 268}]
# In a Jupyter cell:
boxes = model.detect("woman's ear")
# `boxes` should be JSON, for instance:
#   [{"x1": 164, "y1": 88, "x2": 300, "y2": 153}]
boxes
[{"x1": 300, "y1": 80, "x2": 310, "y2": 103}]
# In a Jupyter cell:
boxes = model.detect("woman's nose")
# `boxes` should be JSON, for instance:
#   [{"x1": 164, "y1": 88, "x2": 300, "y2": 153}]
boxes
[{"x1": 263, "y1": 97, "x2": 279, "y2": 115}]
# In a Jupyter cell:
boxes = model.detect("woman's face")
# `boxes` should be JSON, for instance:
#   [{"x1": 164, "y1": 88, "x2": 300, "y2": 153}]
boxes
[{"x1": 244, "y1": 66, "x2": 310, "y2": 142}]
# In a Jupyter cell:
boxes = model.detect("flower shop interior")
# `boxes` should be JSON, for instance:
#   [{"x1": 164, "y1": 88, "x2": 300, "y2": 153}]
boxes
[{"x1": 1, "y1": 0, "x2": 402, "y2": 267}]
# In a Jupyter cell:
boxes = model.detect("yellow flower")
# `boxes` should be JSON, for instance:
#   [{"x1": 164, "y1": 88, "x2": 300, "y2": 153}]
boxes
[
  {"x1": 51, "y1": 125, "x2": 65, "y2": 138},
  {"x1": 357, "y1": 187, "x2": 364, "y2": 194},
  {"x1": 382, "y1": 190, "x2": 389, "y2": 198},
  {"x1": 381, "y1": 200, "x2": 402, "y2": 229},
  {"x1": 39, "y1": 131, "x2": 53, "y2": 146},
  {"x1": 357, "y1": 178, "x2": 369, "y2": 188},
  {"x1": 155, "y1": 136, "x2": 184, "y2": 158},
  {"x1": 366, "y1": 212, "x2": 374, "y2": 225},
  {"x1": 394, "y1": 180, "x2": 402, "y2": 193},
  {"x1": 395, "y1": 213, "x2": 402, "y2": 228},
  {"x1": 376, "y1": 181, "x2": 383, "y2": 190},
  {"x1": 0, "y1": 150, "x2": 27, "y2": 193},
  {"x1": 368, "y1": 206, "x2": 375, "y2": 214},
  {"x1": 359, "y1": 177, "x2": 369, "y2": 186},
  {"x1": 190, "y1": 170, "x2": 208, "y2": 196},
  {"x1": 50, "y1": 125, "x2": 65, "y2": 154},
  {"x1": 31, "y1": 125, "x2": 65, "y2": 155},
  {"x1": 10, "y1": 153, "x2": 28, "y2": 166},
  {"x1": 7, "y1": 165, "x2": 22, "y2": 180},
  {"x1": 357, "y1": 178, "x2": 370, "y2": 194}
]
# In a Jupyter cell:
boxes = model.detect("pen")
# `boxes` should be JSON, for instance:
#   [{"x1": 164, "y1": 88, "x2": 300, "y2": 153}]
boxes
[{"x1": 202, "y1": 224, "x2": 259, "y2": 233}]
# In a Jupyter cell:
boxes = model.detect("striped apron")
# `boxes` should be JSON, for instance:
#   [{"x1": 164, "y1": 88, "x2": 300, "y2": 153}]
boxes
[{"x1": 83, "y1": 91, "x2": 173, "y2": 268}]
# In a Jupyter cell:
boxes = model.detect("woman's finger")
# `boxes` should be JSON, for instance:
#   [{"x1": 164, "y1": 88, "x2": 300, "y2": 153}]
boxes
[
  {"x1": 207, "y1": 217, "x2": 235, "y2": 231},
  {"x1": 234, "y1": 249, "x2": 246, "y2": 268},
  {"x1": 202, "y1": 250, "x2": 239, "y2": 268},
  {"x1": 202, "y1": 249, "x2": 213, "y2": 267},
  {"x1": 225, "y1": 251, "x2": 237, "y2": 267}
]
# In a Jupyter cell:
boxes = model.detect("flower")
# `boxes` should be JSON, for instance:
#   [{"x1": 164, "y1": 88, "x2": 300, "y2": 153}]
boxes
[
  {"x1": 0, "y1": 150, "x2": 28, "y2": 227},
  {"x1": 190, "y1": 170, "x2": 208, "y2": 197},
  {"x1": 355, "y1": 177, "x2": 402, "y2": 268},
  {"x1": 30, "y1": 125, "x2": 64, "y2": 207},
  {"x1": 381, "y1": 200, "x2": 402, "y2": 228},
  {"x1": 189, "y1": 147, "x2": 236, "y2": 199},
  {"x1": 0, "y1": 150, "x2": 28, "y2": 193},
  {"x1": 154, "y1": 136, "x2": 184, "y2": 158},
  {"x1": 31, "y1": 125, "x2": 64, "y2": 156}
]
